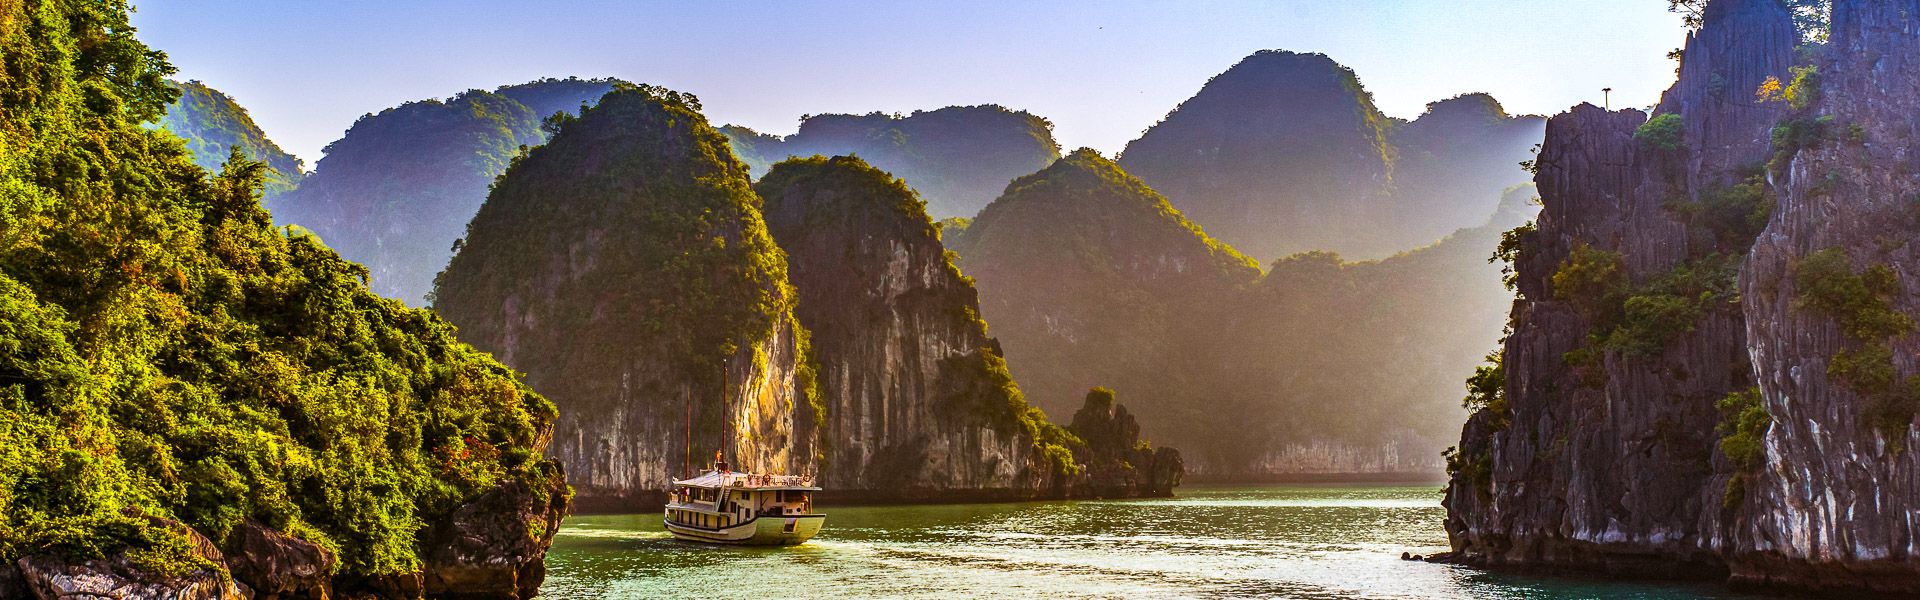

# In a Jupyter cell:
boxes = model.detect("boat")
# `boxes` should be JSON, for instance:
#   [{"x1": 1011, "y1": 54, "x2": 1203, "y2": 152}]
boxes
[{"x1": 663, "y1": 457, "x2": 825, "y2": 545}]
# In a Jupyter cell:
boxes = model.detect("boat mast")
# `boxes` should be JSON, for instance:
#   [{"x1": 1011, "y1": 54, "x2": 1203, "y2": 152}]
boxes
[{"x1": 683, "y1": 386, "x2": 691, "y2": 479}]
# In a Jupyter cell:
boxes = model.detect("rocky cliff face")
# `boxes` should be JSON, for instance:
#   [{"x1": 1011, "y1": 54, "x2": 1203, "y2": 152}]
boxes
[
  {"x1": 1737, "y1": 0, "x2": 1920, "y2": 591},
  {"x1": 1444, "y1": 0, "x2": 1920, "y2": 594},
  {"x1": 758, "y1": 154, "x2": 1178, "y2": 500},
  {"x1": 721, "y1": 105, "x2": 1062, "y2": 220},
  {"x1": 1117, "y1": 51, "x2": 1542, "y2": 261},
  {"x1": 1068, "y1": 388, "x2": 1183, "y2": 497},
  {"x1": 272, "y1": 78, "x2": 618, "y2": 306},
  {"x1": 433, "y1": 85, "x2": 818, "y2": 512}
]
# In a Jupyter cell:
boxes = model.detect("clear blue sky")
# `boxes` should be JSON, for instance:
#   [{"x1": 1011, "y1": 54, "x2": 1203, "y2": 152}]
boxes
[{"x1": 132, "y1": 1, "x2": 1687, "y2": 166}]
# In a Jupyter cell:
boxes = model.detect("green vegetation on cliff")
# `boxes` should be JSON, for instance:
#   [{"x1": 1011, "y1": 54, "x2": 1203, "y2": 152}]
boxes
[
  {"x1": 1793, "y1": 248, "x2": 1918, "y2": 443},
  {"x1": 155, "y1": 80, "x2": 304, "y2": 196},
  {"x1": 433, "y1": 84, "x2": 819, "y2": 484},
  {"x1": 274, "y1": 77, "x2": 620, "y2": 306},
  {"x1": 755, "y1": 155, "x2": 1079, "y2": 480},
  {"x1": 1, "y1": 0, "x2": 557, "y2": 579}
]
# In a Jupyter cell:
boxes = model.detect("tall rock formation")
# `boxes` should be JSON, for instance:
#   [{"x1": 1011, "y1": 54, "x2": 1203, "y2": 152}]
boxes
[
  {"x1": 433, "y1": 85, "x2": 817, "y2": 511},
  {"x1": 1442, "y1": 0, "x2": 1920, "y2": 594},
  {"x1": 155, "y1": 80, "x2": 305, "y2": 196},
  {"x1": 721, "y1": 105, "x2": 1062, "y2": 220},
  {"x1": 1118, "y1": 51, "x2": 1544, "y2": 261},
  {"x1": 1235, "y1": 188, "x2": 1536, "y2": 476},
  {"x1": 756, "y1": 155, "x2": 1085, "y2": 498},
  {"x1": 273, "y1": 77, "x2": 619, "y2": 306},
  {"x1": 1737, "y1": 0, "x2": 1920, "y2": 591}
]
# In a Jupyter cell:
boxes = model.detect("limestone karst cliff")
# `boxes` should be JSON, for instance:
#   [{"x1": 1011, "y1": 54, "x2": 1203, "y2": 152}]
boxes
[
  {"x1": 1, "y1": 2, "x2": 570, "y2": 597},
  {"x1": 1443, "y1": 0, "x2": 1920, "y2": 594},
  {"x1": 758, "y1": 155, "x2": 1111, "y2": 500},
  {"x1": 433, "y1": 85, "x2": 818, "y2": 511}
]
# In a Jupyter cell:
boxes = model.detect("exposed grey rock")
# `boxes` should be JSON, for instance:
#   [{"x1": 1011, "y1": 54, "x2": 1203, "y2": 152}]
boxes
[
  {"x1": 16, "y1": 519, "x2": 244, "y2": 600},
  {"x1": 1444, "y1": 0, "x2": 1920, "y2": 594},
  {"x1": 223, "y1": 520, "x2": 334, "y2": 600},
  {"x1": 421, "y1": 466, "x2": 571, "y2": 600}
]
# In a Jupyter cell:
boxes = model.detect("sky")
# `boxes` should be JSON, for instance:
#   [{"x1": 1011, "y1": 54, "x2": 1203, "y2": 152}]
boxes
[{"x1": 132, "y1": 1, "x2": 1689, "y2": 168}]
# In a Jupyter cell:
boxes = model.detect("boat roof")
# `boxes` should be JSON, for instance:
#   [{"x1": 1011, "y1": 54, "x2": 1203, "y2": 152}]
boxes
[{"x1": 672, "y1": 470, "x2": 820, "y2": 491}]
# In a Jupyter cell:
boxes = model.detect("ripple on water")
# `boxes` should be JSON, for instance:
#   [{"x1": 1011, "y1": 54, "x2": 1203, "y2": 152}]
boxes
[{"x1": 541, "y1": 485, "x2": 1771, "y2": 599}]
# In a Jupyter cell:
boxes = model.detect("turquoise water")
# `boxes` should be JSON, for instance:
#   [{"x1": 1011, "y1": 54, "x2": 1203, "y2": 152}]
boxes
[{"x1": 541, "y1": 485, "x2": 1760, "y2": 599}]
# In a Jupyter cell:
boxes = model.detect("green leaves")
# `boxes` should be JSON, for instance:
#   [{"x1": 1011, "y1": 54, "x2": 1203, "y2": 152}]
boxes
[
  {"x1": 1635, "y1": 113, "x2": 1686, "y2": 152},
  {"x1": 0, "y1": 0, "x2": 559, "y2": 578},
  {"x1": 1794, "y1": 248, "x2": 1919, "y2": 444}
]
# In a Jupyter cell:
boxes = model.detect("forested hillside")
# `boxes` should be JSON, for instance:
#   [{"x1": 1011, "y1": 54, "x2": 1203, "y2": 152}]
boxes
[
  {"x1": 155, "y1": 79, "x2": 304, "y2": 196},
  {"x1": 0, "y1": 2, "x2": 567, "y2": 597},
  {"x1": 271, "y1": 77, "x2": 620, "y2": 306}
]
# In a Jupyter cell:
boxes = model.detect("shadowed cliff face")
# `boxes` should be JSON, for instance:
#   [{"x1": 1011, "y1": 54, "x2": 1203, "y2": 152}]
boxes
[
  {"x1": 1737, "y1": 0, "x2": 1920, "y2": 591},
  {"x1": 758, "y1": 155, "x2": 1180, "y2": 500},
  {"x1": 434, "y1": 86, "x2": 818, "y2": 510},
  {"x1": 757, "y1": 155, "x2": 1055, "y2": 496},
  {"x1": 1445, "y1": 0, "x2": 1920, "y2": 593}
]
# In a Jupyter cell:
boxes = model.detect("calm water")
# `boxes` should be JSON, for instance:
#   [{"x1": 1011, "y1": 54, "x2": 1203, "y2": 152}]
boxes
[{"x1": 542, "y1": 484, "x2": 1763, "y2": 599}]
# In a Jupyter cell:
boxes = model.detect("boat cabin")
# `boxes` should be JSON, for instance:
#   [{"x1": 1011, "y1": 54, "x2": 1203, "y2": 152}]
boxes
[{"x1": 664, "y1": 471, "x2": 819, "y2": 532}]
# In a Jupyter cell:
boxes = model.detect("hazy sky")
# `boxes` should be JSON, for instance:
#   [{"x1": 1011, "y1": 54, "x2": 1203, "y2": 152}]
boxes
[{"x1": 133, "y1": 1, "x2": 1687, "y2": 167}]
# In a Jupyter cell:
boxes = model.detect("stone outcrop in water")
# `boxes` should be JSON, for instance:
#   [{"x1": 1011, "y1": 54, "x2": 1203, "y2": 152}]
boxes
[
  {"x1": 757, "y1": 155, "x2": 1068, "y2": 499},
  {"x1": 1069, "y1": 388, "x2": 1183, "y2": 497},
  {"x1": 434, "y1": 85, "x2": 817, "y2": 512},
  {"x1": 1442, "y1": 0, "x2": 1920, "y2": 594}
]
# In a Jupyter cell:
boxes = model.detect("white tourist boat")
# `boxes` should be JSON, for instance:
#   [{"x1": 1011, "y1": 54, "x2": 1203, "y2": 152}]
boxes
[{"x1": 664, "y1": 460, "x2": 825, "y2": 545}]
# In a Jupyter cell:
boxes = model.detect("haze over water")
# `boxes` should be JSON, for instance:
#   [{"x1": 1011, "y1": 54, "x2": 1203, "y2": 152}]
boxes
[{"x1": 543, "y1": 485, "x2": 1761, "y2": 599}]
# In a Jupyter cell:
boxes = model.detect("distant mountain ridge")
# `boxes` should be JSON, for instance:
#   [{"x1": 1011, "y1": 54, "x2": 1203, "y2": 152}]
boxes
[
  {"x1": 155, "y1": 80, "x2": 305, "y2": 196},
  {"x1": 951, "y1": 148, "x2": 1534, "y2": 476},
  {"x1": 722, "y1": 105, "x2": 1061, "y2": 220},
  {"x1": 1119, "y1": 50, "x2": 1544, "y2": 261},
  {"x1": 269, "y1": 76, "x2": 623, "y2": 306}
]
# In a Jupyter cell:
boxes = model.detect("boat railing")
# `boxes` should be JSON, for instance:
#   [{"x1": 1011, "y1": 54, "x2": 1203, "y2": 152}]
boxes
[{"x1": 728, "y1": 473, "x2": 812, "y2": 488}]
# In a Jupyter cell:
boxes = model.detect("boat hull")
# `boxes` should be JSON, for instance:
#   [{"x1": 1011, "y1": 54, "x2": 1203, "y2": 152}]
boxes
[{"x1": 665, "y1": 514, "x2": 825, "y2": 546}]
